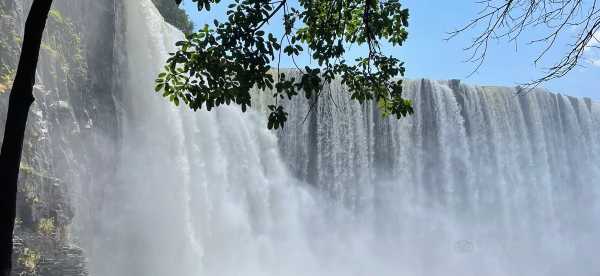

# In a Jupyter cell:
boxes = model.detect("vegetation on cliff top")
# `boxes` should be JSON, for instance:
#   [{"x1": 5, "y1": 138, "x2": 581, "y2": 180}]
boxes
[{"x1": 152, "y1": 0, "x2": 195, "y2": 33}]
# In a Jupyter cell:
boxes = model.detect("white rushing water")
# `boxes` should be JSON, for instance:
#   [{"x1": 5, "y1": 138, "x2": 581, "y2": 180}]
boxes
[
  {"x1": 88, "y1": 1, "x2": 600, "y2": 275},
  {"x1": 273, "y1": 78, "x2": 600, "y2": 276},
  {"x1": 92, "y1": 1, "x2": 384, "y2": 275}
]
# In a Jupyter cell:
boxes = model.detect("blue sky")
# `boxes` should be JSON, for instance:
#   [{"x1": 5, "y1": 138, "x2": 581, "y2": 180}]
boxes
[{"x1": 182, "y1": 0, "x2": 599, "y2": 100}]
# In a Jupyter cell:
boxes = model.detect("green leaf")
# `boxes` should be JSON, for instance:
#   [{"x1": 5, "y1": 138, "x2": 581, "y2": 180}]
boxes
[{"x1": 159, "y1": 0, "x2": 413, "y2": 129}]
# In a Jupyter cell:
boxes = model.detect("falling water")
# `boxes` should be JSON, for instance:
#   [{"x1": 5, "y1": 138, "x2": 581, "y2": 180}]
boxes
[
  {"x1": 273, "y1": 78, "x2": 600, "y2": 276},
  {"x1": 92, "y1": 1, "x2": 384, "y2": 275},
  {"x1": 88, "y1": 1, "x2": 600, "y2": 275}
]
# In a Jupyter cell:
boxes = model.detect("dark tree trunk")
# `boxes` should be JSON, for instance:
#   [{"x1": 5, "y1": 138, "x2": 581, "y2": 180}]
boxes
[{"x1": 0, "y1": 0, "x2": 54, "y2": 275}]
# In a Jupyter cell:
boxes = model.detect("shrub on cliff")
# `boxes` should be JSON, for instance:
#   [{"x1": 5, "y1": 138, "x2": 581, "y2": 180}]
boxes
[{"x1": 152, "y1": 0, "x2": 195, "y2": 34}]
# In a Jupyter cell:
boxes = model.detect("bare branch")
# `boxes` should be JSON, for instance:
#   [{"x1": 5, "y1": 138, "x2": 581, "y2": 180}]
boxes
[{"x1": 449, "y1": 0, "x2": 600, "y2": 88}]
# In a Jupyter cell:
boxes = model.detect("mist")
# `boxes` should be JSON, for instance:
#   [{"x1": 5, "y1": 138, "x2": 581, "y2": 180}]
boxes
[{"x1": 82, "y1": 1, "x2": 600, "y2": 275}]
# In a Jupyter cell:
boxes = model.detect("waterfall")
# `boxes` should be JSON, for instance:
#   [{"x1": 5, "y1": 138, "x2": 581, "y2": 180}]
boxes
[
  {"x1": 85, "y1": 1, "x2": 600, "y2": 275},
  {"x1": 274, "y1": 78, "x2": 600, "y2": 276},
  {"x1": 91, "y1": 1, "x2": 384, "y2": 275}
]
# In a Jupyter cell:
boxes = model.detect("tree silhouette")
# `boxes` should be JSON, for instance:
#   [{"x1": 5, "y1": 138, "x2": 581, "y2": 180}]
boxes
[{"x1": 0, "y1": 1, "x2": 53, "y2": 275}]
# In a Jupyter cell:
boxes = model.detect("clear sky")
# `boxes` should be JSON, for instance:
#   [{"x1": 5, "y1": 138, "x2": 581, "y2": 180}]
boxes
[{"x1": 182, "y1": 0, "x2": 599, "y2": 100}]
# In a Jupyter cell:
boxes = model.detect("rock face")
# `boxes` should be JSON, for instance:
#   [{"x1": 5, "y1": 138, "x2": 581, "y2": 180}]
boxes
[{"x1": 0, "y1": 0, "x2": 121, "y2": 274}]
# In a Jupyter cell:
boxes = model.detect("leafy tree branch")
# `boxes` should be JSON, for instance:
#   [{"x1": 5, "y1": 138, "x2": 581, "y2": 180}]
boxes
[{"x1": 158, "y1": 0, "x2": 413, "y2": 129}]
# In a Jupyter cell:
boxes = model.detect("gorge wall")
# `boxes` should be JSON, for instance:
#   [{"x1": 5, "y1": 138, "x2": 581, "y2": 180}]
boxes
[{"x1": 0, "y1": 0, "x2": 120, "y2": 274}]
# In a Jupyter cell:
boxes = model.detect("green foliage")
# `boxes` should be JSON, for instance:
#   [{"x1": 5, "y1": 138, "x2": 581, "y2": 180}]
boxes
[
  {"x1": 0, "y1": 8, "x2": 21, "y2": 93},
  {"x1": 40, "y1": 42, "x2": 58, "y2": 57},
  {"x1": 0, "y1": 64, "x2": 15, "y2": 93},
  {"x1": 152, "y1": 0, "x2": 195, "y2": 33},
  {"x1": 18, "y1": 248, "x2": 40, "y2": 274},
  {"x1": 37, "y1": 217, "x2": 56, "y2": 237},
  {"x1": 43, "y1": 8, "x2": 87, "y2": 88},
  {"x1": 18, "y1": 163, "x2": 61, "y2": 205},
  {"x1": 19, "y1": 163, "x2": 61, "y2": 183},
  {"x1": 157, "y1": 0, "x2": 413, "y2": 129},
  {"x1": 48, "y1": 9, "x2": 65, "y2": 25}
]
